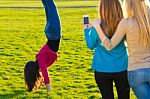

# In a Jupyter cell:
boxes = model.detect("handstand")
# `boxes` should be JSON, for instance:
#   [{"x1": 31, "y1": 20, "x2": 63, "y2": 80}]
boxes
[{"x1": 24, "y1": 0, "x2": 61, "y2": 92}]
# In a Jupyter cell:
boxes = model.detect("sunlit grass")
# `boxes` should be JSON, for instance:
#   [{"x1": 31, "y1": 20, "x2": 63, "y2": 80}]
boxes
[{"x1": 0, "y1": 1, "x2": 98, "y2": 7}]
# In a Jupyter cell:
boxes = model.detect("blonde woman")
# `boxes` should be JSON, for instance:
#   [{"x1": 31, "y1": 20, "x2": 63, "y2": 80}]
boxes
[
  {"x1": 83, "y1": 0, "x2": 130, "y2": 98},
  {"x1": 93, "y1": 0, "x2": 150, "y2": 98}
]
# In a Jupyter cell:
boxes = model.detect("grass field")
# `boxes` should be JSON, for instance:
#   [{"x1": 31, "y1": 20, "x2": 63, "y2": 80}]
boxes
[
  {"x1": 0, "y1": 1, "x2": 98, "y2": 7},
  {"x1": 0, "y1": 1, "x2": 137, "y2": 99}
]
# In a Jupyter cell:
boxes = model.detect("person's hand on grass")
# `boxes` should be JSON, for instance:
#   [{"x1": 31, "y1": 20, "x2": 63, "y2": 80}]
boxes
[{"x1": 46, "y1": 84, "x2": 50, "y2": 92}]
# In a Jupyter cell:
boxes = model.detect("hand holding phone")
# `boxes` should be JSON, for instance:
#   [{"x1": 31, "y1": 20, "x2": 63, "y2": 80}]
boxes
[{"x1": 83, "y1": 15, "x2": 92, "y2": 29}]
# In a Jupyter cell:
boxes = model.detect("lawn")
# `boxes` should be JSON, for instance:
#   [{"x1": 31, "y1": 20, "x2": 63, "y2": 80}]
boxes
[
  {"x1": 0, "y1": 1, "x2": 98, "y2": 7},
  {"x1": 0, "y1": 1, "x2": 136, "y2": 99}
]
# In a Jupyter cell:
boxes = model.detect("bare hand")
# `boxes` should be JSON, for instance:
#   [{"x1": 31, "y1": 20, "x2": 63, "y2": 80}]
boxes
[
  {"x1": 46, "y1": 84, "x2": 50, "y2": 92},
  {"x1": 83, "y1": 23, "x2": 92, "y2": 29}
]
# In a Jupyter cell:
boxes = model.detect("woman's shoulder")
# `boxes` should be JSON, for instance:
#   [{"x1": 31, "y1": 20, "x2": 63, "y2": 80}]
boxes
[
  {"x1": 119, "y1": 17, "x2": 134, "y2": 27},
  {"x1": 148, "y1": 7, "x2": 150, "y2": 20},
  {"x1": 120, "y1": 18, "x2": 130, "y2": 23},
  {"x1": 124, "y1": 16, "x2": 135, "y2": 21}
]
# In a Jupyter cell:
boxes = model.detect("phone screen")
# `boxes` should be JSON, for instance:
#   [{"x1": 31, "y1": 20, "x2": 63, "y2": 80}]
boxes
[{"x1": 83, "y1": 15, "x2": 89, "y2": 24}]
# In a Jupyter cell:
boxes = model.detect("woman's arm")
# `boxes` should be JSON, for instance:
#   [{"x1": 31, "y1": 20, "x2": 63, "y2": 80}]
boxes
[
  {"x1": 37, "y1": 54, "x2": 50, "y2": 92},
  {"x1": 92, "y1": 19, "x2": 127, "y2": 51},
  {"x1": 84, "y1": 24, "x2": 99, "y2": 50}
]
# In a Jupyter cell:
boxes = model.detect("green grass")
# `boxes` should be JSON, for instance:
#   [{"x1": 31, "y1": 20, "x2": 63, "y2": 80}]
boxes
[
  {"x1": 0, "y1": 1, "x2": 136, "y2": 99},
  {"x1": 0, "y1": 1, "x2": 98, "y2": 7}
]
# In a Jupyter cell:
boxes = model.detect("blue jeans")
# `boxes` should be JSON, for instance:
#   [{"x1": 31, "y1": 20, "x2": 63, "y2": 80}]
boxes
[
  {"x1": 41, "y1": 0, "x2": 61, "y2": 40},
  {"x1": 128, "y1": 68, "x2": 150, "y2": 99}
]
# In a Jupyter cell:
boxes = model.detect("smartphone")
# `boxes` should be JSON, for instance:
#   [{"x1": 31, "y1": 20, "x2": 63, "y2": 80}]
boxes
[{"x1": 83, "y1": 15, "x2": 89, "y2": 24}]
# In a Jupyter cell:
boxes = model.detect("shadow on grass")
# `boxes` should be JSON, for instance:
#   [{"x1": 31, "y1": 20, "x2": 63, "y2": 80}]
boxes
[
  {"x1": 0, "y1": 90, "x2": 26, "y2": 99},
  {"x1": 0, "y1": 90, "x2": 54, "y2": 99},
  {"x1": 88, "y1": 96, "x2": 102, "y2": 99}
]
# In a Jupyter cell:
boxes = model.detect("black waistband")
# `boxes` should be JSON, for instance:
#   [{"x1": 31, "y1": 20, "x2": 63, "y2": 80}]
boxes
[{"x1": 47, "y1": 40, "x2": 60, "y2": 52}]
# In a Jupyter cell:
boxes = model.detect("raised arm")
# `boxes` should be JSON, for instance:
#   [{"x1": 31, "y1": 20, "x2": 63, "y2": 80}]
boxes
[
  {"x1": 84, "y1": 26, "x2": 99, "y2": 50},
  {"x1": 92, "y1": 19, "x2": 127, "y2": 51}
]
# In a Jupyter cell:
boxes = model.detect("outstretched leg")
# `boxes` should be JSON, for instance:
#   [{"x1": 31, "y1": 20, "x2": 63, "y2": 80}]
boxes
[
  {"x1": 42, "y1": 0, "x2": 61, "y2": 40},
  {"x1": 41, "y1": 0, "x2": 48, "y2": 22},
  {"x1": 41, "y1": 0, "x2": 61, "y2": 52}
]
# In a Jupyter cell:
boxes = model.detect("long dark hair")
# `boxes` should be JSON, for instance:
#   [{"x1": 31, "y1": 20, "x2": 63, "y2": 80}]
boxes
[{"x1": 24, "y1": 61, "x2": 43, "y2": 92}]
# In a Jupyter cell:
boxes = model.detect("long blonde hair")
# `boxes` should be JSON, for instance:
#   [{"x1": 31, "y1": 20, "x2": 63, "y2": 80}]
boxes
[
  {"x1": 99, "y1": 0, "x2": 123, "y2": 38},
  {"x1": 126, "y1": 0, "x2": 150, "y2": 47}
]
